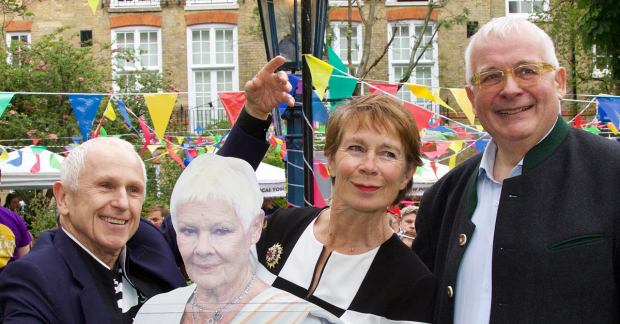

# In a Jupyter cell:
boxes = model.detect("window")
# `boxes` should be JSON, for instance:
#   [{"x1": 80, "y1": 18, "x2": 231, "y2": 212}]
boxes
[
  {"x1": 507, "y1": 0, "x2": 545, "y2": 16},
  {"x1": 111, "y1": 27, "x2": 161, "y2": 71},
  {"x1": 593, "y1": 45, "x2": 610, "y2": 78},
  {"x1": 388, "y1": 21, "x2": 438, "y2": 114},
  {"x1": 186, "y1": 25, "x2": 238, "y2": 130},
  {"x1": 466, "y1": 21, "x2": 478, "y2": 38},
  {"x1": 385, "y1": 0, "x2": 427, "y2": 7},
  {"x1": 81, "y1": 30, "x2": 93, "y2": 47},
  {"x1": 184, "y1": 0, "x2": 238, "y2": 10},
  {"x1": 6, "y1": 32, "x2": 31, "y2": 46},
  {"x1": 329, "y1": 22, "x2": 363, "y2": 73},
  {"x1": 109, "y1": 0, "x2": 160, "y2": 9}
]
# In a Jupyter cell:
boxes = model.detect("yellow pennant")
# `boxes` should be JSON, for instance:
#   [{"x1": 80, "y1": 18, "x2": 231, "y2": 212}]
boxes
[
  {"x1": 87, "y1": 0, "x2": 98, "y2": 15},
  {"x1": 144, "y1": 94, "x2": 178, "y2": 142},
  {"x1": 433, "y1": 88, "x2": 456, "y2": 113},
  {"x1": 449, "y1": 155, "x2": 457, "y2": 170},
  {"x1": 448, "y1": 141, "x2": 463, "y2": 152},
  {"x1": 476, "y1": 125, "x2": 484, "y2": 132},
  {"x1": 206, "y1": 145, "x2": 215, "y2": 153},
  {"x1": 104, "y1": 101, "x2": 116, "y2": 121},
  {"x1": 305, "y1": 55, "x2": 333, "y2": 100},
  {"x1": 449, "y1": 88, "x2": 475, "y2": 125},
  {"x1": 406, "y1": 84, "x2": 436, "y2": 102},
  {"x1": 147, "y1": 145, "x2": 162, "y2": 154},
  {"x1": 0, "y1": 145, "x2": 8, "y2": 162},
  {"x1": 176, "y1": 137, "x2": 185, "y2": 145},
  {"x1": 608, "y1": 123, "x2": 619, "y2": 135}
]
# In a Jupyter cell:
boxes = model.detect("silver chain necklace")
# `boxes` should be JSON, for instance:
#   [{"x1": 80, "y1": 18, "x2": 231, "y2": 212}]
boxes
[{"x1": 190, "y1": 274, "x2": 255, "y2": 324}]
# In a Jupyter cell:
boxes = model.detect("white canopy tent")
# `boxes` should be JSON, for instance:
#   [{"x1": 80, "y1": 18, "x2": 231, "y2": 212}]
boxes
[{"x1": 410, "y1": 158, "x2": 450, "y2": 196}]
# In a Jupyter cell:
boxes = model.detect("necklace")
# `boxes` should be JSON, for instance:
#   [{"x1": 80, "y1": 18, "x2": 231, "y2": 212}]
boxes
[
  {"x1": 327, "y1": 217, "x2": 383, "y2": 253},
  {"x1": 190, "y1": 274, "x2": 255, "y2": 324}
]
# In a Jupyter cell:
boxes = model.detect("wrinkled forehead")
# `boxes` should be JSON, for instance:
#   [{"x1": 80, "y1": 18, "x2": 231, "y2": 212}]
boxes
[
  {"x1": 471, "y1": 30, "x2": 545, "y2": 70},
  {"x1": 81, "y1": 144, "x2": 145, "y2": 182}
]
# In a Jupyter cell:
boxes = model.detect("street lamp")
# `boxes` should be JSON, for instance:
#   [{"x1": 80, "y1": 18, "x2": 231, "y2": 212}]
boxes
[{"x1": 257, "y1": 0, "x2": 328, "y2": 207}]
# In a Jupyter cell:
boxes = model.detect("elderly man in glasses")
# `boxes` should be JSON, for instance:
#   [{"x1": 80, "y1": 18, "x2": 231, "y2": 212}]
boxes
[{"x1": 413, "y1": 17, "x2": 620, "y2": 324}]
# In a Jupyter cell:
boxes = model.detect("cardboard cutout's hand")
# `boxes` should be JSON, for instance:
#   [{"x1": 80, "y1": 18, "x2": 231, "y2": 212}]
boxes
[{"x1": 244, "y1": 56, "x2": 294, "y2": 120}]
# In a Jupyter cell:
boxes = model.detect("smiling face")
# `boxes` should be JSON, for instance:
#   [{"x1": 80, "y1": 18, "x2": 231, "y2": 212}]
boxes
[
  {"x1": 328, "y1": 125, "x2": 414, "y2": 214},
  {"x1": 466, "y1": 30, "x2": 566, "y2": 149},
  {"x1": 56, "y1": 144, "x2": 145, "y2": 265},
  {"x1": 176, "y1": 201, "x2": 262, "y2": 292}
]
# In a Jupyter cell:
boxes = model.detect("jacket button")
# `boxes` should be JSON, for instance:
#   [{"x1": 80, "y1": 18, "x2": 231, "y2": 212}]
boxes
[
  {"x1": 447, "y1": 286, "x2": 454, "y2": 298},
  {"x1": 459, "y1": 234, "x2": 467, "y2": 246}
]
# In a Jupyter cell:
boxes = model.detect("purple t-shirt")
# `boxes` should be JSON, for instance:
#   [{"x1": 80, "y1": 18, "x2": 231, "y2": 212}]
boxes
[{"x1": 0, "y1": 206, "x2": 32, "y2": 274}]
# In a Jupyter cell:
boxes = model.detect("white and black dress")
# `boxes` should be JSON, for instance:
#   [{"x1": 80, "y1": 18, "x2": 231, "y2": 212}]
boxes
[{"x1": 250, "y1": 206, "x2": 437, "y2": 324}]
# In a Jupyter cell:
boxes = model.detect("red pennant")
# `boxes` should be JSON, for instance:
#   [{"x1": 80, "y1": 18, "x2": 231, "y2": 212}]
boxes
[
  {"x1": 313, "y1": 176, "x2": 326, "y2": 208},
  {"x1": 197, "y1": 137, "x2": 203, "y2": 145},
  {"x1": 269, "y1": 135, "x2": 278, "y2": 147},
  {"x1": 218, "y1": 92, "x2": 246, "y2": 126},
  {"x1": 387, "y1": 205, "x2": 401, "y2": 218},
  {"x1": 188, "y1": 149, "x2": 197, "y2": 158},
  {"x1": 32, "y1": 138, "x2": 42, "y2": 145},
  {"x1": 138, "y1": 119, "x2": 151, "y2": 156},
  {"x1": 93, "y1": 116, "x2": 105, "y2": 138},
  {"x1": 404, "y1": 102, "x2": 434, "y2": 131},
  {"x1": 369, "y1": 83, "x2": 399, "y2": 96},
  {"x1": 166, "y1": 136, "x2": 185, "y2": 168},
  {"x1": 318, "y1": 162, "x2": 329, "y2": 180},
  {"x1": 430, "y1": 161, "x2": 438, "y2": 179},
  {"x1": 30, "y1": 154, "x2": 41, "y2": 174},
  {"x1": 573, "y1": 113, "x2": 585, "y2": 129}
]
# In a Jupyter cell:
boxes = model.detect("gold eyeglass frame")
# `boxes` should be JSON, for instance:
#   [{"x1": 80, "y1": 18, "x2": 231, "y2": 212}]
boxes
[{"x1": 470, "y1": 62, "x2": 555, "y2": 92}]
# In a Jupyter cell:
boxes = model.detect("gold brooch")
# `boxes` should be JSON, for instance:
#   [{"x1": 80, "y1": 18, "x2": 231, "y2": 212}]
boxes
[{"x1": 266, "y1": 243, "x2": 283, "y2": 269}]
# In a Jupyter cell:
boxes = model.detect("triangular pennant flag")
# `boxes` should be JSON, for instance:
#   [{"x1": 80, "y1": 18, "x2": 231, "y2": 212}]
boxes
[
  {"x1": 313, "y1": 176, "x2": 327, "y2": 208},
  {"x1": 597, "y1": 96, "x2": 620, "y2": 130},
  {"x1": 6, "y1": 151, "x2": 23, "y2": 167},
  {"x1": 433, "y1": 88, "x2": 456, "y2": 113},
  {"x1": 406, "y1": 84, "x2": 436, "y2": 102},
  {"x1": 31, "y1": 146, "x2": 47, "y2": 154},
  {"x1": 177, "y1": 137, "x2": 185, "y2": 145},
  {"x1": 30, "y1": 154, "x2": 41, "y2": 174},
  {"x1": 449, "y1": 155, "x2": 457, "y2": 170},
  {"x1": 312, "y1": 90, "x2": 329, "y2": 125},
  {"x1": 50, "y1": 154, "x2": 62, "y2": 170},
  {"x1": 71, "y1": 137, "x2": 82, "y2": 145},
  {"x1": 218, "y1": 92, "x2": 246, "y2": 126},
  {"x1": 99, "y1": 127, "x2": 107, "y2": 137},
  {"x1": 369, "y1": 83, "x2": 399, "y2": 96},
  {"x1": 87, "y1": 0, "x2": 98, "y2": 15},
  {"x1": 305, "y1": 54, "x2": 333, "y2": 100},
  {"x1": 449, "y1": 89, "x2": 475, "y2": 125},
  {"x1": 198, "y1": 148, "x2": 206, "y2": 156},
  {"x1": 138, "y1": 118, "x2": 151, "y2": 156},
  {"x1": 318, "y1": 162, "x2": 329, "y2": 180},
  {"x1": 116, "y1": 100, "x2": 135, "y2": 130},
  {"x1": 608, "y1": 122, "x2": 619, "y2": 135},
  {"x1": 328, "y1": 75, "x2": 357, "y2": 111},
  {"x1": 104, "y1": 101, "x2": 116, "y2": 121},
  {"x1": 147, "y1": 145, "x2": 161, "y2": 154},
  {"x1": 197, "y1": 137, "x2": 203, "y2": 145},
  {"x1": 0, "y1": 145, "x2": 8, "y2": 162},
  {"x1": 144, "y1": 93, "x2": 178, "y2": 141},
  {"x1": 404, "y1": 102, "x2": 434, "y2": 131},
  {"x1": 194, "y1": 125, "x2": 206, "y2": 132},
  {"x1": 166, "y1": 137, "x2": 185, "y2": 168},
  {"x1": 430, "y1": 161, "x2": 438, "y2": 179},
  {"x1": 475, "y1": 138, "x2": 489, "y2": 153},
  {"x1": 32, "y1": 138, "x2": 42, "y2": 146},
  {"x1": 188, "y1": 149, "x2": 197, "y2": 158},
  {"x1": 327, "y1": 45, "x2": 347, "y2": 77},
  {"x1": 93, "y1": 114, "x2": 105, "y2": 139},
  {"x1": 68, "y1": 94, "x2": 103, "y2": 142},
  {"x1": 449, "y1": 141, "x2": 463, "y2": 152},
  {"x1": 0, "y1": 93, "x2": 16, "y2": 118},
  {"x1": 277, "y1": 74, "x2": 302, "y2": 115}
]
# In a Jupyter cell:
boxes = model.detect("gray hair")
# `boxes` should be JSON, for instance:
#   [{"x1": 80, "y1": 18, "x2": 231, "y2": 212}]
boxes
[
  {"x1": 169, "y1": 154, "x2": 263, "y2": 231},
  {"x1": 60, "y1": 137, "x2": 147, "y2": 197},
  {"x1": 401, "y1": 205, "x2": 418, "y2": 216},
  {"x1": 465, "y1": 17, "x2": 560, "y2": 87}
]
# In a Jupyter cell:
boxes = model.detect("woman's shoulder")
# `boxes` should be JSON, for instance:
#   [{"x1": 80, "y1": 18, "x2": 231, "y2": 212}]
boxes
[
  {"x1": 134, "y1": 284, "x2": 195, "y2": 324},
  {"x1": 263, "y1": 206, "x2": 326, "y2": 236}
]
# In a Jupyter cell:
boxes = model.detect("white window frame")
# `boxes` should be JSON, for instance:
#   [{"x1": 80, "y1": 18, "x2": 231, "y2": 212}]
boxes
[
  {"x1": 506, "y1": 0, "x2": 548, "y2": 17},
  {"x1": 592, "y1": 45, "x2": 610, "y2": 78},
  {"x1": 111, "y1": 27, "x2": 162, "y2": 91},
  {"x1": 186, "y1": 24, "x2": 239, "y2": 130},
  {"x1": 387, "y1": 20, "x2": 439, "y2": 117},
  {"x1": 184, "y1": 0, "x2": 239, "y2": 10},
  {"x1": 329, "y1": 21, "x2": 363, "y2": 73},
  {"x1": 109, "y1": 0, "x2": 160, "y2": 9},
  {"x1": 385, "y1": 0, "x2": 429, "y2": 7},
  {"x1": 329, "y1": 0, "x2": 364, "y2": 7},
  {"x1": 6, "y1": 32, "x2": 31, "y2": 46}
]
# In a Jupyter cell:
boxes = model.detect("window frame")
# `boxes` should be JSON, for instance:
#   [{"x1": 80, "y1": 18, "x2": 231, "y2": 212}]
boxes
[
  {"x1": 109, "y1": 0, "x2": 161, "y2": 9},
  {"x1": 184, "y1": 0, "x2": 239, "y2": 10},
  {"x1": 329, "y1": 21, "x2": 363, "y2": 70},
  {"x1": 385, "y1": 0, "x2": 429, "y2": 7},
  {"x1": 111, "y1": 27, "x2": 162, "y2": 92},
  {"x1": 6, "y1": 32, "x2": 31, "y2": 46},
  {"x1": 506, "y1": 0, "x2": 548, "y2": 17},
  {"x1": 186, "y1": 24, "x2": 239, "y2": 130}
]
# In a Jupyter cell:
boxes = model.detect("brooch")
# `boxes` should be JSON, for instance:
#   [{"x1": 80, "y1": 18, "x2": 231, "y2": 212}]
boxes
[{"x1": 266, "y1": 243, "x2": 283, "y2": 269}]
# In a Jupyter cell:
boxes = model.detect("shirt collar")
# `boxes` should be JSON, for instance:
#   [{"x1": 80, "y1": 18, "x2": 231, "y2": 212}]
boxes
[{"x1": 62, "y1": 227, "x2": 126, "y2": 271}]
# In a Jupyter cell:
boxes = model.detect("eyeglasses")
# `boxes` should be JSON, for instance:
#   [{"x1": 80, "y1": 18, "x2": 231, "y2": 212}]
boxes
[{"x1": 470, "y1": 63, "x2": 555, "y2": 92}]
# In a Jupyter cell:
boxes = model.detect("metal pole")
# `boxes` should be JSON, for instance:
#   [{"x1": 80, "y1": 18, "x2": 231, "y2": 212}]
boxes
[{"x1": 301, "y1": 0, "x2": 314, "y2": 206}]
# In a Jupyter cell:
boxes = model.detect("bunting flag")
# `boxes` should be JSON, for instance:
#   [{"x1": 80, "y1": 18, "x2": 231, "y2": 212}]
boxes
[
  {"x1": 117, "y1": 100, "x2": 135, "y2": 131},
  {"x1": 312, "y1": 90, "x2": 329, "y2": 125},
  {"x1": 404, "y1": 102, "x2": 434, "y2": 131},
  {"x1": 318, "y1": 162, "x2": 330, "y2": 180},
  {"x1": 597, "y1": 96, "x2": 620, "y2": 130},
  {"x1": 166, "y1": 137, "x2": 185, "y2": 168},
  {"x1": 0, "y1": 93, "x2": 16, "y2": 117},
  {"x1": 71, "y1": 136, "x2": 82, "y2": 145},
  {"x1": 144, "y1": 93, "x2": 178, "y2": 141},
  {"x1": 433, "y1": 89, "x2": 456, "y2": 113},
  {"x1": 305, "y1": 54, "x2": 333, "y2": 100},
  {"x1": 313, "y1": 176, "x2": 327, "y2": 208},
  {"x1": 50, "y1": 154, "x2": 62, "y2": 170},
  {"x1": 449, "y1": 89, "x2": 475, "y2": 125},
  {"x1": 32, "y1": 138, "x2": 42, "y2": 146},
  {"x1": 147, "y1": 145, "x2": 161, "y2": 154},
  {"x1": 573, "y1": 113, "x2": 586, "y2": 129},
  {"x1": 449, "y1": 155, "x2": 457, "y2": 170},
  {"x1": 449, "y1": 141, "x2": 463, "y2": 152},
  {"x1": 608, "y1": 123, "x2": 619, "y2": 135},
  {"x1": 104, "y1": 101, "x2": 116, "y2": 121},
  {"x1": 176, "y1": 137, "x2": 185, "y2": 145},
  {"x1": 68, "y1": 94, "x2": 103, "y2": 142},
  {"x1": 277, "y1": 74, "x2": 301, "y2": 115},
  {"x1": 407, "y1": 84, "x2": 436, "y2": 102},
  {"x1": 30, "y1": 154, "x2": 41, "y2": 174},
  {"x1": 6, "y1": 151, "x2": 23, "y2": 167},
  {"x1": 0, "y1": 145, "x2": 8, "y2": 162},
  {"x1": 196, "y1": 137, "x2": 203, "y2": 145},
  {"x1": 138, "y1": 118, "x2": 151, "y2": 156},
  {"x1": 327, "y1": 45, "x2": 347, "y2": 77},
  {"x1": 218, "y1": 92, "x2": 246, "y2": 126},
  {"x1": 369, "y1": 83, "x2": 399, "y2": 96},
  {"x1": 99, "y1": 127, "x2": 108, "y2": 137},
  {"x1": 187, "y1": 149, "x2": 197, "y2": 158},
  {"x1": 87, "y1": 0, "x2": 98, "y2": 15},
  {"x1": 430, "y1": 161, "x2": 438, "y2": 179},
  {"x1": 475, "y1": 138, "x2": 489, "y2": 153},
  {"x1": 328, "y1": 76, "x2": 357, "y2": 111},
  {"x1": 194, "y1": 125, "x2": 206, "y2": 133}
]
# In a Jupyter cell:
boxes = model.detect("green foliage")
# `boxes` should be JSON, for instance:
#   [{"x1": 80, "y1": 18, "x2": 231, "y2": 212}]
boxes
[
  {"x1": 246, "y1": 6, "x2": 264, "y2": 39},
  {"x1": 262, "y1": 145, "x2": 285, "y2": 168},
  {"x1": 19, "y1": 192, "x2": 58, "y2": 240}
]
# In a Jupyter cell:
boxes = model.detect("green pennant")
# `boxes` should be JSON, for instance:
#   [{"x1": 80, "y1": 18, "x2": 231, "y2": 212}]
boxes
[
  {"x1": 100, "y1": 127, "x2": 107, "y2": 137},
  {"x1": 415, "y1": 166, "x2": 429, "y2": 175},
  {"x1": 584, "y1": 125, "x2": 601, "y2": 134},
  {"x1": 69, "y1": 143, "x2": 78, "y2": 148},
  {"x1": 50, "y1": 154, "x2": 62, "y2": 170},
  {"x1": 31, "y1": 146, "x2": 47, "y2": 154},
  {"x1": 215, "y1": 135, "x2": 222, "y2": 142},
  {"x1": 198, "y1": 148, "x2": 206, "y2": 156},
  {"x1": 327, "y1": 45, "x2": 347, "y2": 77},
  {"x1": 0, "y1": 93, "x2": 16, "y2": 118},
  {"x1": 328, "y1": 76, "x2": 358, "y2": 111},
  {"x1": 112, "y1": 135, "x2": 123, "y2": 138}
]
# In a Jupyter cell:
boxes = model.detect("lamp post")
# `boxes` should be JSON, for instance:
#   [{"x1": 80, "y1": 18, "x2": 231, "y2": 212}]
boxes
[{"x1": 257, "y1": 0, "x2": 328, "y2": 206}]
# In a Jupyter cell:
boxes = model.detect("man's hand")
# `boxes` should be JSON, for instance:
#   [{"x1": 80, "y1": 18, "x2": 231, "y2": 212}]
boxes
[{"x1": 244, "y1": 56, "x2": 295, "y2": 120}]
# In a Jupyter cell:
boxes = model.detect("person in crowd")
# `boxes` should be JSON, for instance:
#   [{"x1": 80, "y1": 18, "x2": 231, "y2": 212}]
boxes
[
  {"x1": 399, "y1": 205, "x2": 418, "y2": 238},
  {"x1": 135, "y1": 154, "x2": 342, "y2": 324},
  {"x1": 3, "y1": 194, "x2": 21, "y2": 213},
  {"x1": 146, "y1": 204, "x2": 169, "y2": 227},
  {"x1": 261, "y1": 197, "x2": 281, "y2": 216},
  {"x1": 240, "y1": 57, "x2": 437, "y2": 324},
  {"x1": 0, "y1": 205, "x2": 31, "y2": 275},
  {"x1": 387, "y1": 205, "x2": 401, "y2": 233},
  {"x1": 413, "y1": 17, "x2": 620, "y2": 323}
]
